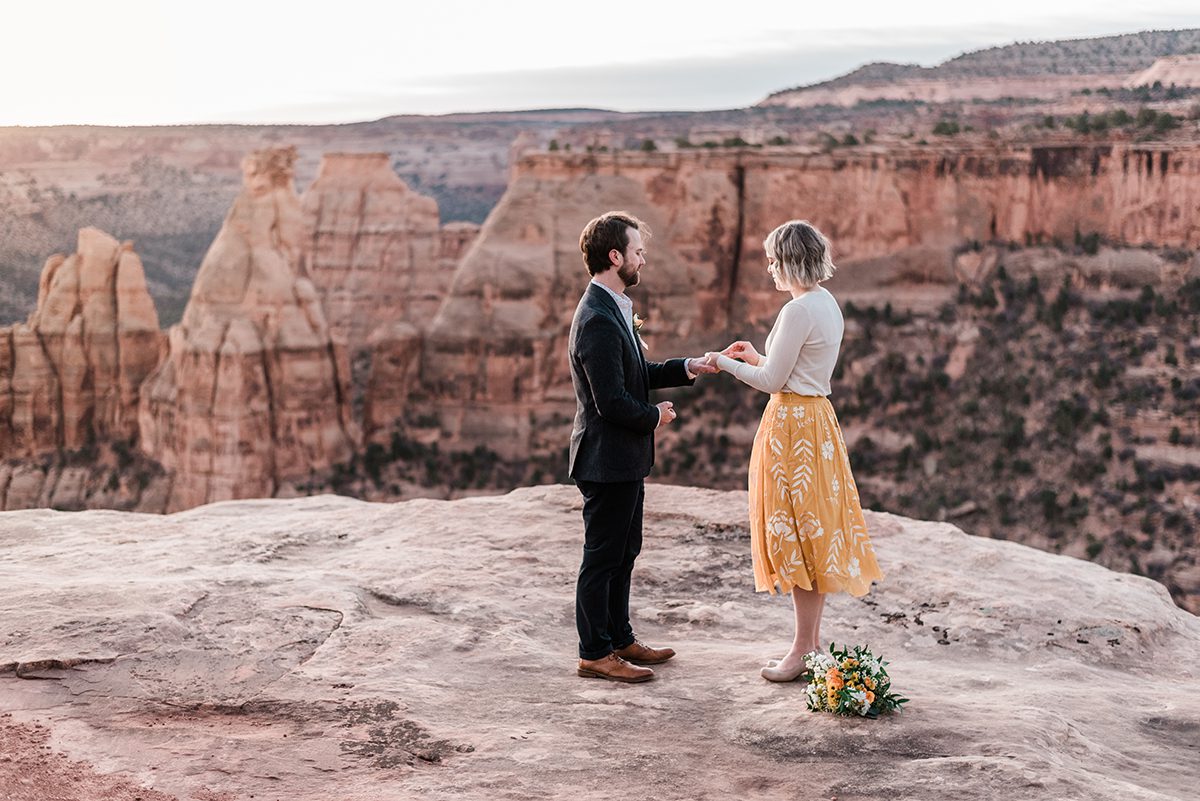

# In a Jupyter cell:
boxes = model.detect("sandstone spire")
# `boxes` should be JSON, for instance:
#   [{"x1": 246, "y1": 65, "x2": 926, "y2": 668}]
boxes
[
  {"x1": 0, "y1": 228, "x2": 161, "y2": 459},
  {"x1": 300, "y1": 152, "x2": 442, "y2": 354},
  {"x1": 299, "y1": 152, "x2": 478, "y2": 443},
  {"x1": 139, "y1": 147, "x2": 354, "y2": 511}
]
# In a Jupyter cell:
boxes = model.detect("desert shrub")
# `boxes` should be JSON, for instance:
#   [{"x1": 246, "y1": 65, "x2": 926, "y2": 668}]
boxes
[
  {"x1": 1051, "y1": 395, "x2": 1092, "y2": 439},
  {"x1": 1154, "y1": 113, "x2": 1180, "y2": 133},
  {"x1": 1092, "y1": 359, "x2": 1120, "y2": 389},
  {"x1": 1036, "y1": 489, "x2": 1060, "y2": 521},
  {"x1": 1000, "y1": 412, "x2": 1026, "y2": 451},
  {"x1": 1075, "y1": 230, "x2": 1101, "y2": 255}
]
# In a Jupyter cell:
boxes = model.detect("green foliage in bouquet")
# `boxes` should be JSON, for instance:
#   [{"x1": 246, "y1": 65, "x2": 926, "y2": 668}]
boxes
[{"x1": 804, "y1": 643, "x2": 908, "y2": 718}]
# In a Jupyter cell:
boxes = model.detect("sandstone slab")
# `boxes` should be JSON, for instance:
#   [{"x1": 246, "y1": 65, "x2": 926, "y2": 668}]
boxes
[{"x1": 0, "y1": 485, "x2": 1196, "y2": 800}]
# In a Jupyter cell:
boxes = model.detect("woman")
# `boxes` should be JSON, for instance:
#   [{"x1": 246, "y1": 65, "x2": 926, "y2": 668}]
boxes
[{"x1": 706, "y1": 220, "x2": 883, "y2": 682}]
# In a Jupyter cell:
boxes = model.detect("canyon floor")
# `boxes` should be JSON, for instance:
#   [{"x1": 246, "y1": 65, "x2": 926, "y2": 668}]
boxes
[{"x1": 1, "y1": 485, "x2": 1197, "y2": 801}]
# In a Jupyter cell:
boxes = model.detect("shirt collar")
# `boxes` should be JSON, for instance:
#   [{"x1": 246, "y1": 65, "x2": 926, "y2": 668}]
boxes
[{"x1": 590, "y1": 278, "x2": 633, "y2": 311}]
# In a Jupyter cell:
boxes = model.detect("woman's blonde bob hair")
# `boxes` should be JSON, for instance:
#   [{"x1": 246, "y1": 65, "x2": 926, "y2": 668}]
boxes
[{"x1": 764, "y1": 220, "x2": 836, "y2": 288}]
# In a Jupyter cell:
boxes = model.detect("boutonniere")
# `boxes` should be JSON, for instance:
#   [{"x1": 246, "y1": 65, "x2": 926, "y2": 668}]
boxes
[{"x1": 632, "y1": 313, "x2": 648, "y2": 351}]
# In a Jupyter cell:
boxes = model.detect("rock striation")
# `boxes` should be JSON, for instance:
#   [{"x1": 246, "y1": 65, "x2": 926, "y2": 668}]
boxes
[
  {"x1": 300, "y1": 153, "x2": 444, "y2": 353},
  {"x1": 138, "y1": 147, "x2": 354, "y2": 512},
  {"x1": 0, "y1": 485, "x2": 1196, "y2": 800}
]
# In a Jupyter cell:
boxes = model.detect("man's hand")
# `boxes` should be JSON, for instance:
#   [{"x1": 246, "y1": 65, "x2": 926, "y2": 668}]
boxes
[
  {"x1": 687, "y1": 356, "x2": 720, "y2": 376},
  {"x1": 656, "y1": 401, "x2": 677, "y2": 428}
]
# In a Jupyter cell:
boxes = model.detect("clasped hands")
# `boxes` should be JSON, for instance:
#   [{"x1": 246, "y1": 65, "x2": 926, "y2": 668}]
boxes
[
  {"x1": 701, "y1": 340, "x2": 761, "y2": 370},
  {"x1": 685, "y1": 340, "x2": 761, "y2": 377},
  {"x1": 662, "y1": 342, "x2": 760, "y2": 429}
]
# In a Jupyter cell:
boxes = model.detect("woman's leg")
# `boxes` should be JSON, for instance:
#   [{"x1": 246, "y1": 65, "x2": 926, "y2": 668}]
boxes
[
  {"x1": 775, "y1": 585, "x2": 825, "y2": 671},
  {"x1": 809, "y1": 591, "x2": 826, "y2": 653}
]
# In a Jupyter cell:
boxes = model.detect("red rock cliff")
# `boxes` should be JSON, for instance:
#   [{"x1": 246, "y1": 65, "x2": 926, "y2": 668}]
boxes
[{"x1": 414, "y1": 143, "x2": 1200, "y2": 451}]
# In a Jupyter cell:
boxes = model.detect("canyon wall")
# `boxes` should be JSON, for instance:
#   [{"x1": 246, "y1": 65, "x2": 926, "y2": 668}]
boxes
[
  {"x1": 2, "y1": 141, "x2": 1196, "y2": 511},
  {"x1": 420, "y1": 152, "x2": 741, "y2": 454},
  {"x1": 416, "y1": 143, "x2": 1200, "y2": 451}
]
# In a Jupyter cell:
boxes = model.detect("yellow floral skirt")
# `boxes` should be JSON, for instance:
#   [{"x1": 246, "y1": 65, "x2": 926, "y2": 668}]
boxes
[{"x1": 748, "y1": 393, "x2": 883, "y2": 596}]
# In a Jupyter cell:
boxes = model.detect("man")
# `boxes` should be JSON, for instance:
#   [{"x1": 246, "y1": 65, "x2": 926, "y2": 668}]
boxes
[{"x1": 568, "y1": 211, "x2": 717, "y2": 683}]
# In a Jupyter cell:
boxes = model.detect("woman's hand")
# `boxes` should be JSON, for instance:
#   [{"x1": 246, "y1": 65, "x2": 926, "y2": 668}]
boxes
[
  {"x1": 721, "y1": 340, "x2": 761, "y2": 366},
  {"x1": 703, "y1": 352, "x2": 723, "y2": 371}
]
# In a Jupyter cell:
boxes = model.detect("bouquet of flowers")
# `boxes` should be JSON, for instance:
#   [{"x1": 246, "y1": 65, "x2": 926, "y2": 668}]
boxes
[{"x1": 803, "y1": 643, "x2": 907, "y2": 718}]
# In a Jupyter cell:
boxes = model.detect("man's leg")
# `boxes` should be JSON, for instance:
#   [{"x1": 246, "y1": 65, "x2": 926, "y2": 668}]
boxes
[
  {"x1": 607, "y1": 480, "x2": 644, "y2": 651},
  {"x1": 575, "y1": 480, "x2": 641, "y2": 660}
]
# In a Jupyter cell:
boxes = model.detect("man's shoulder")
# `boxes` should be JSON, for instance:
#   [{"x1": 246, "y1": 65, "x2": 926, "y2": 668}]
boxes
[
  {"x1": 572, "y1": 290, "x2": 615, "y2": 326},
  {"x1": 570, "y1": 291, "x2": 615, "y2": 347}
]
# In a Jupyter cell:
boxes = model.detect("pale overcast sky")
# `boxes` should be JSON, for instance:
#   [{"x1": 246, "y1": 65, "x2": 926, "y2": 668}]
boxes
[{"x1": 2, "y1": 0, "x2": 1197, "y2": 126}]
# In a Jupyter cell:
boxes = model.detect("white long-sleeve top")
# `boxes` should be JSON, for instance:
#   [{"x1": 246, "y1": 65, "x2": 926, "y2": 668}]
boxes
[{"x1": 715, "y1": 287, "x2": 844, "y2": 395}]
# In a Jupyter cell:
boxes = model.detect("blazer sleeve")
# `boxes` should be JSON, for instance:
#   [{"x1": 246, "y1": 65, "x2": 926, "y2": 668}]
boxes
[
  {"x1": 647, "y1": 357, "x2": 695, "y2": 391},
  {"x1": 576, "y1": 316, "x2": 661, "y2": 434}
]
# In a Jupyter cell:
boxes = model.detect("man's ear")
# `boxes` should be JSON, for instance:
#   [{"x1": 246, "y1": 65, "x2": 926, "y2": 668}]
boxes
[{"x1": 609, "y1": 248, "x2": 622, "y2": 267}]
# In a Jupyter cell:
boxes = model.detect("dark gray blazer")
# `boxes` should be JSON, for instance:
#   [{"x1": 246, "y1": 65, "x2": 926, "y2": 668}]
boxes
[{"x1": 567, "y1": 283, "x2": 693, "y2": 482}]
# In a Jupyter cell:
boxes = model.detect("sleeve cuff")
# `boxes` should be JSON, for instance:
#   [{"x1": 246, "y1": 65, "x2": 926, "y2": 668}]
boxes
[{"x1": 715, "y1": 354, "x2": 743, "y2": 376}]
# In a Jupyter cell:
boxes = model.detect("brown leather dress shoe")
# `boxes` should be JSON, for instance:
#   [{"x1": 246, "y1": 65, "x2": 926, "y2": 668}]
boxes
[
  {"x1": 612, "y1": 640, "x2": 676, "y2": 665},
  {"x1": 577, "y1": 653, "x2": 654, "y2": 683}
]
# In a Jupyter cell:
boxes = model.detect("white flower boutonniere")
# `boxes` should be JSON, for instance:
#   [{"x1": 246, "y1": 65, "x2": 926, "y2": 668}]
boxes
[{"x1": 632, "y1": 313, "x2": 648, "y2": 351}]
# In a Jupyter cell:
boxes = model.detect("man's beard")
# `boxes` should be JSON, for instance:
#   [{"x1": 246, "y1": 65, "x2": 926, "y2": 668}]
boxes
[{"x1": 618, "y1": 263, "x2": 640, "y2": 287}]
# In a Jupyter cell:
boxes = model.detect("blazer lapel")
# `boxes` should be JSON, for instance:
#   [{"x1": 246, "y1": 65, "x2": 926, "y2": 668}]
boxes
[{"x1": 586, "y1": 284, "x2": 648, "y2": 383}]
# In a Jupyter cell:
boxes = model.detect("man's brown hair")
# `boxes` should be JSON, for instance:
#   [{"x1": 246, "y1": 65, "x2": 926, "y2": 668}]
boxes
[{"x1": 579, "y1": 211, "x2": 650, "y2": 276}]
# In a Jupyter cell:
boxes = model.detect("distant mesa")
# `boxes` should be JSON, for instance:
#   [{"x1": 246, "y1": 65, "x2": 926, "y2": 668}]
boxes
[
  {"x1": 760, "y1": 28, "x2": 1200, "y2": 108},
  {"x1": 1125, "y1": 53, "x2": 1200, "y2": 88}
]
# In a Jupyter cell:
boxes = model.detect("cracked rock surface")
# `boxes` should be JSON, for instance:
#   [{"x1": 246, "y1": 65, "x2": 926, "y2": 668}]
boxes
[{"x1": 1, "y1": 484, "x2": 1198, "y2": 800}]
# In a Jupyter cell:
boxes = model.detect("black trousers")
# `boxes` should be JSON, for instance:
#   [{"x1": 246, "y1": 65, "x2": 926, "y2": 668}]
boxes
[{"x1": 575, "y1": 479, "x2": 644, "y2": 660}]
